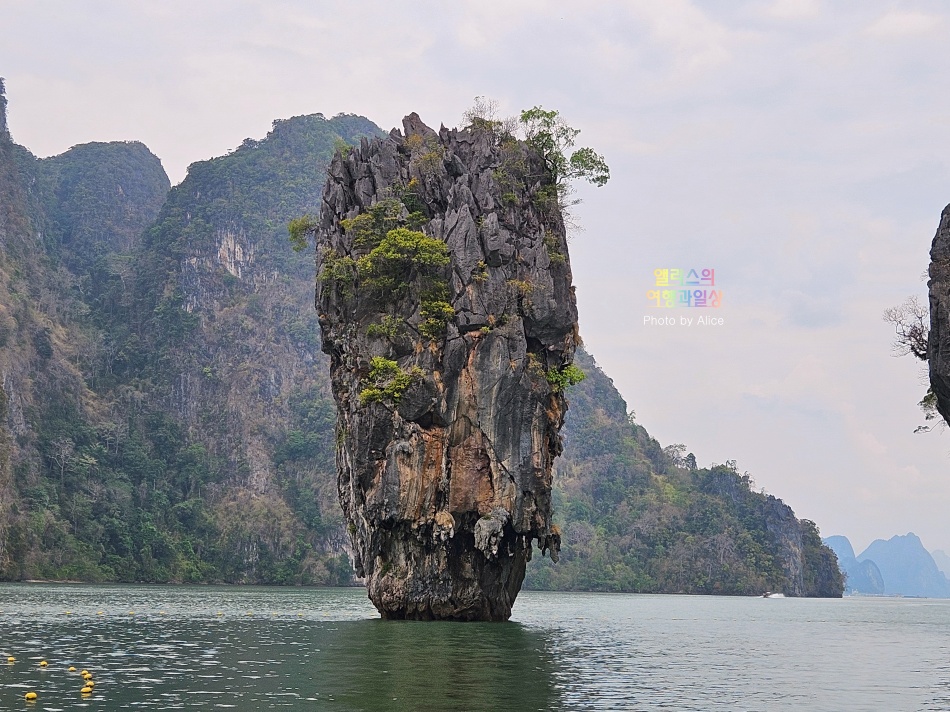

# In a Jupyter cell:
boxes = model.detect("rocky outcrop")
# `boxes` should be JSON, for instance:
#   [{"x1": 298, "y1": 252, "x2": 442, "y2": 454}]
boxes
[
  {"x1": 929, "y1": 205, "x2": 950, "y2": 423},
  {"x1": 823, "y1": 536, "x2": 885, "y2": 595},
  {"x1": 316, "y1": 114, "x2": 580, "y2": 620}
]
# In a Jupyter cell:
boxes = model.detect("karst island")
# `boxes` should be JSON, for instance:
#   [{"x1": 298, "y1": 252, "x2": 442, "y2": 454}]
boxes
[{"x1": 298, "y1": 106, "x2": 607, "y2": 620}]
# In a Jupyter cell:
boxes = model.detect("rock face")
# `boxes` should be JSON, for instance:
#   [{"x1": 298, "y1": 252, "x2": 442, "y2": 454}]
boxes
[
  {"x1": 824, "y1": 536, "x2": 885, "y2": 595},
  {"x1": 928, "y1": 205, "x2": 950, "y2": 423},
  {"x1": 316, "y1": 114, "x2": 579, "y2": 620}
]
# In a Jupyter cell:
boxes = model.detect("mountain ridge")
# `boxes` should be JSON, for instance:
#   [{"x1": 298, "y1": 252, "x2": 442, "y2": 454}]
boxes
[
  {"x1": 0, "y1": 82, "x2": 842, "y2": 595},
  {"x1": 858, "y1": 533, "x2": 950, "y2": 598},
  {"x1": 825, "y1": 533, "x2": 949, "y2": 597}
]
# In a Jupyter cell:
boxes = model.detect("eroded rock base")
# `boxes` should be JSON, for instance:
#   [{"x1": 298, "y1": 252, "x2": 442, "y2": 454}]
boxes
[{"x1": 367, "y1": 526, "x2": 530, "y2": 621}]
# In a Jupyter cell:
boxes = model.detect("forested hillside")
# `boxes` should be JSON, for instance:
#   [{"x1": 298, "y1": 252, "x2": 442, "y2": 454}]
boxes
[
  {"x1": 0, "y1": 84, "x2": 171, "y2": 579},
  {"x1": 0, "y1": 81, "x2": 842, "y2": 594},
  {"x1": 85, "y1": 111, "x2": 382, "y2": 584},
  {"x1": 526, "y1": 350, "x2": 841, "y2": 596},
  {"x1": 0, "y1": 78, "x2": 379, "y2": 582}
]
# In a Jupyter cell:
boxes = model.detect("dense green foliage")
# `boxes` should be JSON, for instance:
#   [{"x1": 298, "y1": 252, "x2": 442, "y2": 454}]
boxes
[
  {"x1": 340, "y1": 198, "x2": 414, "y2": 248},
  {"x1": 418, "y1": 299, "x2": 455, "y2": 340},
  {"x1": 323, "y1": 194, "x2": 455, "y2": 345},
  {"x1": 288, "y1": 215, "x2": 318, "y2": 252},
  {"x1": 520, "y1": 107, "x2": 609, "y2": 190},
  {"x1": 0, "y1": 82, "x2": 840, "y2": 594},
  {"x1": 524, "y1": 349, "x2": 843, "y2": 596},
  {"x1": 0, "y1": 94, "x2": 382, "y2": 583},
  {"x1": 461, "y1": 99, "x2": 608, "y2": 220},
  {"x1": 356, "y1": 227, "x2": 450, "y2": 296},
  {"x1": 546, "y1": 364, "x2": 586, "y2": 392},
  {"x1": 359, "y1": 357, "x2": 423, "y2": 406}
]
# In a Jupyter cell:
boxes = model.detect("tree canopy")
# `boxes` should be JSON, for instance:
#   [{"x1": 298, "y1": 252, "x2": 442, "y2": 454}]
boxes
[{"x1": 519, "y1": 106, "x2": 610, "y2": 189}]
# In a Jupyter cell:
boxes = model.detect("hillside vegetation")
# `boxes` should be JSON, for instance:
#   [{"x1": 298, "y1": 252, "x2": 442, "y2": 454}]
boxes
[
  {"x1": 0, "y1": 82, "x2": 841, "y2": 595},
  {"x1": 527, "y1": 350, "x2": 841, "y2": 596}
]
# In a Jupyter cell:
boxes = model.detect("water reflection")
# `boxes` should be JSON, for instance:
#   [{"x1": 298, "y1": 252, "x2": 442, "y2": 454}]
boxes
[
  {"x1": 0, "y1": 584, "x2": 559, "y2": 711},
  {"x1": 314, "y1": 620, "x2": 559, "y2": 711},
  {"x1": 0, "y1": 585, "x2": 947, "y2": 710}
]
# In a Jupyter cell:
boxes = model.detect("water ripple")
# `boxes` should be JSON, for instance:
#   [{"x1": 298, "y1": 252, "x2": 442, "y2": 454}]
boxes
[{"x1": 0, "y1": 585, "x2": 945, "y2": 710}]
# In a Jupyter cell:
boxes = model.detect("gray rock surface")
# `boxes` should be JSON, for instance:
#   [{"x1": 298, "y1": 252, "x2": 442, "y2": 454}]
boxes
[
  {"x1": 928, "y1": 205, "x2": 950, "y2": 422},
  {"x1": 316, "y1": 114, "x2": 579, "y2": 620}
]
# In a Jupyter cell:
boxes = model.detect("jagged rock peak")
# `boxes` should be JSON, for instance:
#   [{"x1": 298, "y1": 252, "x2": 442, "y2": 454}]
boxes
[
  {"x1": 402, "y1": 112, "x2": 438, "y2": 140},
  {"x1": 315, "y1": 113, "x2": 581, "y2": 620}
]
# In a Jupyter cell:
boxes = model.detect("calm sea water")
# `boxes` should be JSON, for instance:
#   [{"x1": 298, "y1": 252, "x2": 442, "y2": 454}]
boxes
[{"x1": 0, "y1": 584, "x2": 945, "y2": 711}]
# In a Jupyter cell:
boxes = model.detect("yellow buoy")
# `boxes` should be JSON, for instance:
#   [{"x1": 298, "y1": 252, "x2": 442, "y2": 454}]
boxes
[
  {"x1": 7, "y1": 656, "x2": 14, "y2": 662},
  {"x1": 68, "y1": 666, "x2": 76, "y2": 671},
  {"x1": 97, "y1": 611, "x2": 103, "y2": 615},
  {"x1": 80, "y1": 669, "x2": 89, "y2": 675},
  {"x1": 80, "y1": 686, "x2": 92, "y2": 694},
  {"x1": 86, "y1": 679, "x2": 94, "y2": 687},
  {"x1": 82, "y1": 672, "x2": 92, "y2": 680},
  {"x1": 39, "y1": 660, "x2": 48, "y2": 667},
  {"x1": 24, "y1": 691, "x2": 37, "y2": 700}
]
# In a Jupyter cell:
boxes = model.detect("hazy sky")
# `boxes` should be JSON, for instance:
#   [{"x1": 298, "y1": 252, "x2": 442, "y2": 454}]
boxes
[{"x1": 3, "y1": 0, "x2": 949, "y2": 554}]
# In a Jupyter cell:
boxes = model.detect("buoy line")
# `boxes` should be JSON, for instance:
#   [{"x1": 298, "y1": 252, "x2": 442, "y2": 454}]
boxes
[{"x1": 6, "y1": 657, "x2": 101, "y2": 700}]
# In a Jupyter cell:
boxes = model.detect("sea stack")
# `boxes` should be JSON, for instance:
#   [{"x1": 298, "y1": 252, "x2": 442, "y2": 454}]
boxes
[{"x1": 315, "y1": 113, "x2": 580, "y2": 620}]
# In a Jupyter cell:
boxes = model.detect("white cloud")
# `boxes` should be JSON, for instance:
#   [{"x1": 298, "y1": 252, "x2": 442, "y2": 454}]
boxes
[
  {"x1": 766, "y1": 0, "x2": 823, "y2": 21},
  {"x1": 865, "y1": 10, "x2": 942, "y2": 39},
  {"x1": 626, "y1": 0, "x2": 738, "y2": 81}
]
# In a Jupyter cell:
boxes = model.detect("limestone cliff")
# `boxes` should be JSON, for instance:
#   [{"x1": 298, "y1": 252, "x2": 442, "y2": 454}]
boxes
[
  {"x1": 0, "y1": 80, "x2": 380, "y2": 582},
  {"x1": 928, "y1": 205, "x2": 950, "y2": 423},
  {"x1": 316, "y1": 114, "x2": 580, "y2": 620}
]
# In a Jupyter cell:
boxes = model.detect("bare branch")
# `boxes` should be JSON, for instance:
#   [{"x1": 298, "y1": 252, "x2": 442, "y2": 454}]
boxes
[
  {"x1": 462, "y1": 96, "x2": 500, "y2": 127},
  {"x1": 883, "y1": 295, "x2": 928, "y2": 361}
]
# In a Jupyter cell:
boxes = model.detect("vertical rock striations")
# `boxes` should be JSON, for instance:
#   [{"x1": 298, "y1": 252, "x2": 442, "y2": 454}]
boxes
[
  {"x1": 929, "y1": 205, "x2": 950, "y2": 424},
  {"x1": 316, "y1": 114, "x2": 580, "y2": 620}
]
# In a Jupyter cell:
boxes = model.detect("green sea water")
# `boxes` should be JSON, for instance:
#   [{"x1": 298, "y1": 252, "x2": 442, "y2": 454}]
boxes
[{"x1": 0, "y1": 584, "x2": 946, "y2": 710}]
